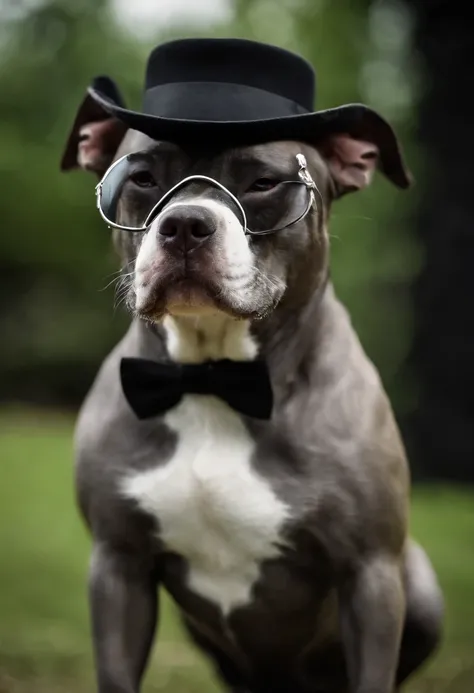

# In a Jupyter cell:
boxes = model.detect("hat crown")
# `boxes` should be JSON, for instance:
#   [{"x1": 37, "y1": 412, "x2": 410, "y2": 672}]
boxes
[{"x1": 144, "y1": 38, "x2": 316, "y2": 113}]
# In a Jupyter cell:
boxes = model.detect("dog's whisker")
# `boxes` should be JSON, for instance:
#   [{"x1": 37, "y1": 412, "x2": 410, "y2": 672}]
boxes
[
  {"x1": 102, "y1": 261, "x2": 135, "y2": 280},
  {"x1": 99, "y1": 275, "x2": 126, "y2": 292},
  {"x1": 113, "y1": 277, "x2": 133, "y2": 310},
  {"x1": 114, "y1": 282, "x2": 131, "y2": 301},
  {"x1": 99, "y1": 265, "x2": 136, "y2": 293}
]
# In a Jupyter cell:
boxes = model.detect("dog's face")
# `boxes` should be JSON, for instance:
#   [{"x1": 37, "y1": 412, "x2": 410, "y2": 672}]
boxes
[
  {"x1": 61, "y1": 97, "x2": 410, "y2": 324},
  {"x1": 111, "y1": 137, "x2": 332, "y2": 322}
]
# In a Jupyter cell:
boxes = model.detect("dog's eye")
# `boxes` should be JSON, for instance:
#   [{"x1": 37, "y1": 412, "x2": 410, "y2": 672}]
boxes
[
  {"x1": 247, "y1": 178, "x2": 280, "y2": 193},
  {"x1": 129, "y1": 171, "x2": 157, "y2": 188}
]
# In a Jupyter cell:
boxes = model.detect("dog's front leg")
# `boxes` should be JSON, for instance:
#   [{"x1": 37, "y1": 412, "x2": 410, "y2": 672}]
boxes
[
  {"x1": 339, "y1": 555, "x2": 405, "y2": 693},
  {"x1": 89, "y1": 542, "x2": 158, "y2": 693}
]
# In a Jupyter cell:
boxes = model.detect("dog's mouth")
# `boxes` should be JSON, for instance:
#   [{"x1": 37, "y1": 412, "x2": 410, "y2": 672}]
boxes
[
  {"x1": 135, "y1": 271, "x2": 243, "y2": 321},
  {"x1": 132, "y1": 236, "x2": 286, "y2": 323},
  {"x1": 159, "y1": 278, "x2": 217, "y2": 316}
]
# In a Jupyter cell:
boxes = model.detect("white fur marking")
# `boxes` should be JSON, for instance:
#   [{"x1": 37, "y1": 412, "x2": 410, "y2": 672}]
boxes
[
  {"x1": 133, "y1": 198, "x2": 255, "y2": 311},
  {"x1": 188, "y1": 198, "x2": 253, "y2": 273},
  {"x1": 163, "y1": 314, "x2": 258, "y2": 363},
  {"x1": 122, "y1": 397, "x2": 290, "y2": 615},
  {"x1": 134, "y1": 222, "x2": 162, "y2": 311},
  {"x1": 128, "y1": 208, "x2": 278, "y2": 614}
]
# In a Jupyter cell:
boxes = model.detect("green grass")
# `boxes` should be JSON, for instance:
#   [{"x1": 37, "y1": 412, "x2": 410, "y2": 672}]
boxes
[{"x1": 0, "y1": 409, "x2": 473, "y2": 693}]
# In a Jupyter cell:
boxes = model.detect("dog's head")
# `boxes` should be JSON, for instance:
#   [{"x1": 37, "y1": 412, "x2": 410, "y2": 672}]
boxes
[{"x1": 61, "y1": 94, "x2": 410, "y2": 325}]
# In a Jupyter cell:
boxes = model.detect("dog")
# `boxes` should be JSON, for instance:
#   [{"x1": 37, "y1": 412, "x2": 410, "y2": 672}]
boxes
[{"x1": 61, "y1": 39, "x2": 443, "y2": 693}]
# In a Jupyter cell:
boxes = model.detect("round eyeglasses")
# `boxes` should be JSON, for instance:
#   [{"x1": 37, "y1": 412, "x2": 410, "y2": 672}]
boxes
[{"x1": 95, "y1": 153, "x2": 317, "y2": 236}]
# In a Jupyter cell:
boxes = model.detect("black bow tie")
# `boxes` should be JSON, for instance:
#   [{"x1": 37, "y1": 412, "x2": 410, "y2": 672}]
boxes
[{"x1": 120, "y1": 357, "x2": 273, "y2": 420}]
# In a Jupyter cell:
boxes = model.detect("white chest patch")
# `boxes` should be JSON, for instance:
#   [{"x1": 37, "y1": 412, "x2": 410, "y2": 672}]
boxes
[{"x1": 122, "y1": 396, "x2": 290, "y2": 615}]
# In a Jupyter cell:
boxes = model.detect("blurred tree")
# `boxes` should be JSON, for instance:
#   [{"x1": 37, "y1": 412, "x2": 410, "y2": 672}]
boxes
[
  {"x1": 0, "y1": 0, "x2": 143, "y2": 405},
  {"x1": 403, "y1": 0, "x2": 474, "y2": 482}
]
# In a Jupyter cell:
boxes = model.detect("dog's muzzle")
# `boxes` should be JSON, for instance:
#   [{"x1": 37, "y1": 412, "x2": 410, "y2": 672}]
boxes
[{"x1": 95, "y1": 154, "x2": 318, "y2": 237}]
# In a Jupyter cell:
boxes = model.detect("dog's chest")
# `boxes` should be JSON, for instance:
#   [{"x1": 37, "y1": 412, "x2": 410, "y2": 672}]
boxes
[{"x1": 122, "y1": 396, "x2": 291, "y2": 614}]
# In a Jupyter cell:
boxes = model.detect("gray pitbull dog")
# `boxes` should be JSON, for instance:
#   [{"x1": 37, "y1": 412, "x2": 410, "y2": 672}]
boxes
[{"x1": 61, "y1": 40, "x2": 443, "y2": 693}]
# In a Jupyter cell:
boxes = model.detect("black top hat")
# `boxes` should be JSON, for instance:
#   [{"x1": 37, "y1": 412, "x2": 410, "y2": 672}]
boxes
[{"x1": 84, "y1": 38, "x2": 411, "y2": 188}]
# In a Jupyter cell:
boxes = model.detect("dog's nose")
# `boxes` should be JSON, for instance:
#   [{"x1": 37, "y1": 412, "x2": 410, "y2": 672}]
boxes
[{"x1": 157, "y1": 205, "x2": 216, "y2": 252}]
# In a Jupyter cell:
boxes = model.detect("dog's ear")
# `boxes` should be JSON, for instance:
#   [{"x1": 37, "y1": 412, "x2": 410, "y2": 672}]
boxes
[
  {"x1": 317, "y1": 110, "x2": 413, "y2": 196},
  {"x1": 60, "y1": 78, "x2": 128, "y2": 177}
]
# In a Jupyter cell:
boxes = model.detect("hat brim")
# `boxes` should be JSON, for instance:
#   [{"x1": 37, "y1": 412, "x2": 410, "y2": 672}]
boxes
[{"x1": 88, "y1": 80, "x2": 412, "y2": 189}]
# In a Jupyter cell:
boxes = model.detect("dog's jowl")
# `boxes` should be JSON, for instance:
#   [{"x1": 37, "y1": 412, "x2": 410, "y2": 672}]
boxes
[{"x1": 62, "y1": 39, "x2": 443, "y2": 693}]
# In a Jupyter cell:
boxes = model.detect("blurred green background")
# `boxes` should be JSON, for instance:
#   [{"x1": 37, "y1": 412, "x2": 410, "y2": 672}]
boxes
[{"x1": 0, "y1": 0, "x2": 473, "y2": 691}]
